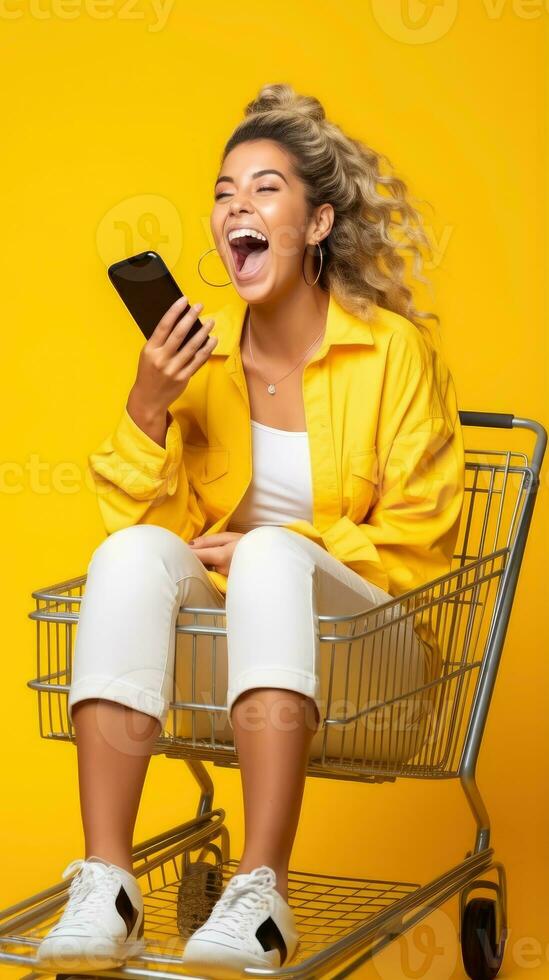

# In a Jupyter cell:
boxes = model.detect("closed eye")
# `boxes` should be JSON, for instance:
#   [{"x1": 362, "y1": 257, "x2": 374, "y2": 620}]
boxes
[{"x1": 215, "y1": 186, "x2": 279, "y2": 200}]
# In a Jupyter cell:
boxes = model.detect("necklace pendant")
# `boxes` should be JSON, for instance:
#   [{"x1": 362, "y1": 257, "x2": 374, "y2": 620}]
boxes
[{"x1": 267, "y1": 383, "x2": 276, "y2": 395}]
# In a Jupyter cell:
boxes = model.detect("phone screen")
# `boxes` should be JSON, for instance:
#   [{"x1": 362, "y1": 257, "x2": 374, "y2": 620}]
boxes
[{"x1": 108, "y1": 250, "x2": 207, "y2": 351}]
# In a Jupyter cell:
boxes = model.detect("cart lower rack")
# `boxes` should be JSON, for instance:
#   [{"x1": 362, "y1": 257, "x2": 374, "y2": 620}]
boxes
[{"x1": 1, "y1": 411, "x2": 545, "y2": 979}]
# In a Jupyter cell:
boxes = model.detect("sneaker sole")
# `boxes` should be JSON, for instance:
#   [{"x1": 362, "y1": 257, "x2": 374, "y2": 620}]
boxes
[
  {"x1": 36, "y1": 936, "x2": 146, "y2": 971},
  {"x1": 181, "y1": 937, "x2": 299, "y2": 977}
]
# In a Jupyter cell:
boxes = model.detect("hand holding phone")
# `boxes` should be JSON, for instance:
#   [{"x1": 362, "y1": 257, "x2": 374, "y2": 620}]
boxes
[
  {"x1": 107, "y1": 250, "x2": 218, "y2": 423},
  {"x1": 129, "y1": 294, "x2": 218, "y2": 422}
]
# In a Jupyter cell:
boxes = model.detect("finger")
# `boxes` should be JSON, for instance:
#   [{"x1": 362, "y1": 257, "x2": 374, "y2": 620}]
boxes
[
  {"x1": 173, "y1": 333, "x2": 219, "y2": 381},
  {"x1": 193, "y1": 548, "x2": 224, "y2": 567},
  {"x1": 162, "y1": 301, "x2": 207, "y2": 358},
  {"x1": 148, "y1": 295, "x2": 192, "y2": 349},
  {"x1": 189, "y1": 534, "x2": 229, "y2": 546},
  {"x1": 169, "y1": 319, "x2": 215, "y2": 375},
  {"x1": 189, "y1": 545, "x2": 225, "y2": 562}
]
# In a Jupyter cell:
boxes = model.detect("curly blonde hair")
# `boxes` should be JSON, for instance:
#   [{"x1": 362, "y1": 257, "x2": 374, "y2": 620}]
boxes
[{"x1": 221, "y1": 83, "x2": 440, "y2": 346}]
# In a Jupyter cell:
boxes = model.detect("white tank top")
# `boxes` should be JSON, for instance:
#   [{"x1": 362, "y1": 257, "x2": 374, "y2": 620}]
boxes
[{"x1": 227, "y1": 419, "x2": 313, "y2": 532}]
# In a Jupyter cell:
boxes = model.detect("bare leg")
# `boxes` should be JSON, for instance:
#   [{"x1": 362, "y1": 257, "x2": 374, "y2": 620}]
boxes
[
  {"x1": 72, "y1": 698, "x2": 162, "y2": 874},
  {"x1": 231, "y1": 688, "x2": 319, "y2": 902}
]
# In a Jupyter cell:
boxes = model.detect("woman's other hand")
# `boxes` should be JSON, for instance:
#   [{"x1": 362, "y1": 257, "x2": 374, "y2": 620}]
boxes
[{"x1": 188, "y1": 532, "x2": 246, "y2": 575}]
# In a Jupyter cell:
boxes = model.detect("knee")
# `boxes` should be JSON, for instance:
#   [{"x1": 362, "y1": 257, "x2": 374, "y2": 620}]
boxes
[
  {"x1": 230, "y1": 525, "x2": 294, "y2": 566},
  {"x1": 88, "y1": 524, "x2": 194, "y2": 576},
  {"x1": 227, "y1": 526, "x2": 311, "y2": 588}
]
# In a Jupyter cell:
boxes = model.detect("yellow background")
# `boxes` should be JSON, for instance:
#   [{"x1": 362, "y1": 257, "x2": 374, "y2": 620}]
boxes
[{"x1": 1, "y1": 2, "x2": 547, "y2": 978}]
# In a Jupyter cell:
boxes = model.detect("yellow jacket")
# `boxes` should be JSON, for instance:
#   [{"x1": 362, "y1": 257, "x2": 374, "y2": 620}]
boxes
[{"x1": 88, "y1": 290, "x2": 465, "y2": 601}]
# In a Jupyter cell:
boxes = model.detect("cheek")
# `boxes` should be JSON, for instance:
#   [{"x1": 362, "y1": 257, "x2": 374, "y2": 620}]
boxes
[
  {"x1": 268, "y1": 201, "x2": 308, "y2": 264},
  {"x1": 270, "y1": 226, "x2": 305, "y2": 267},
  {"x1": 212, "y1": 227, "x2": 229, "y2": 261},
  {"x1": 210, "y1": 212, "x2": 225, "y2": 247}
]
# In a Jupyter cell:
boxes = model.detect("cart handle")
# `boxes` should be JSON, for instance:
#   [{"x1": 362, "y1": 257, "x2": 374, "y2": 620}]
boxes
[
  {"x1": 458, "y1": 411, "x2": 547, "y2": 484},
  {"x1": 459, "y1": 411, "x2": 514, "y2": 428}
]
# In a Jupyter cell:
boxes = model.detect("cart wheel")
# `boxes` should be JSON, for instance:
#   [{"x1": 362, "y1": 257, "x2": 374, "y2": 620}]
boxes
[
  {"x1": 176, "y1": 859, "x2": 224, "y2": 937},
  {"x1": 461, "y1": 897, "x2": 506, "y2": 979},
  {"x1": 56, "y1": 975, "x2": 104, "y2": 979}
]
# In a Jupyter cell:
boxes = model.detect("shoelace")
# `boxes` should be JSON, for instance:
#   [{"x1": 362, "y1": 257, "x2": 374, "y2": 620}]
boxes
[
  {"x1": 57, "y1": 859, "x2": 121, "y2": 923},
  {"x1": 199, "y1": 866, "x2": 276, "y2": 941}
]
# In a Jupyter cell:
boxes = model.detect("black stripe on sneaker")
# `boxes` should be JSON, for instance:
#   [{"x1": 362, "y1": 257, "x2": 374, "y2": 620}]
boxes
[
  {"x1": 256, "y1": 916, "x2": 288, "y2": 964},
  {"x1": 115, "y1": 884, "x2": 140, "y2": 938}
]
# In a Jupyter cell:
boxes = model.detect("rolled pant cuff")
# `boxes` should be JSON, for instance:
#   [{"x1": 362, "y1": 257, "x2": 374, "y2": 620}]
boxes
[
  {"x1": 226, "y1": 666, "x2": 322, "y2": 732},
  {"x1": 67, "y1": 674, "x2": 166, "y2": 727}
]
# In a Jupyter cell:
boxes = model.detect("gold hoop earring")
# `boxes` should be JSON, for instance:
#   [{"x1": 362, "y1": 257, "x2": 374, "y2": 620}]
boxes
[
  {"x1": 302, "y1": 241, "x2": 324, "y2": 287},
  {"x1": 197, "y1": 247, "x2": 232, "y2": 287}
]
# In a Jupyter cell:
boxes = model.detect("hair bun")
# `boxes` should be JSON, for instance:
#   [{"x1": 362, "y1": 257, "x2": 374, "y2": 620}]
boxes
[{"x1": 244, "y1": 83, "x2": 325, "y2": 123}]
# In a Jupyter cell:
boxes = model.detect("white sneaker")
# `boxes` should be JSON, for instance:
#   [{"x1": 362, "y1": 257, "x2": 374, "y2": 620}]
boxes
[
  {"x1": 35, "y1": 856, "x2": 145, "y2": 972},
  {"x1": 181, "y1": 865, "x2": 299, "y2": 975}
]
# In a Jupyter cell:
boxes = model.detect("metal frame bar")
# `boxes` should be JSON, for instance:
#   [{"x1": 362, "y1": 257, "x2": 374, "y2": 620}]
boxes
[{"x1": 0, "y1": 410, "x2": 544, "y2": 980}]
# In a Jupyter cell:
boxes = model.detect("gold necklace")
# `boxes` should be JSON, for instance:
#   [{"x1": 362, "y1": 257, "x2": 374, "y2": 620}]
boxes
[{"x1": 246, "y1": 309, "x2": 325, "y2": 395}]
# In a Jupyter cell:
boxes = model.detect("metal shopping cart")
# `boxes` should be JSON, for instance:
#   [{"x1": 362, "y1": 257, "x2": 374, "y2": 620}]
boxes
[{"x1": 0, "y1": 410, "x2": 546, "y2": 980}]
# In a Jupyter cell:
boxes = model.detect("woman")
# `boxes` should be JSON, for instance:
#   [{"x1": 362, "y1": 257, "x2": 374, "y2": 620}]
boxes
[{"x1": 37, "y1": 83, "x2": 465, "y2": 974}]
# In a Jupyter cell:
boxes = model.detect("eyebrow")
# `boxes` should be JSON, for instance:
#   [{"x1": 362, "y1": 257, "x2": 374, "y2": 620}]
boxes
[{"x1": 214, "y1": 169, "x2": 289, "y2": 188}]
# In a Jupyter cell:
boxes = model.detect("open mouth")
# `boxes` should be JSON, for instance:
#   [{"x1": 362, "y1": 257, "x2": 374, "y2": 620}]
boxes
[{"x1": 228, "y1": 233, "x2": 270, "y2": 279}]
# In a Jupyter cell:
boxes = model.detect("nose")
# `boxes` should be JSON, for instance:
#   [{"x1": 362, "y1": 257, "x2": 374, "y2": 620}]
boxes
[
  {"x1": 229, "y1": 190, "x2": 254, "y2": 214},
  {"x1": 225, "y1": 200, "x2": 254, "y2": 236}
]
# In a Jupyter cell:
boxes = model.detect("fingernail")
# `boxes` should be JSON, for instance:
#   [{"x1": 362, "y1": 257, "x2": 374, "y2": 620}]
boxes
[{"x1": 189, "y1": 539, "x2": 195, "y2": 545}]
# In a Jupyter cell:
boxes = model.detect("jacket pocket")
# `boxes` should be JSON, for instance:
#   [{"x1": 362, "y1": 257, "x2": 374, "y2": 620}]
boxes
[
  {"x1": 184, "y1": 445, "x2": 232, "y2": 521},
  {"x1": 349, "y1": 449, "x2": 379, "y2": 522},
  {"x1": 184, "y1": 445, "x2": 231, "y2": 484},
  {"x1": 201, "y1": 447, "x2": 230, "y2": 483}
]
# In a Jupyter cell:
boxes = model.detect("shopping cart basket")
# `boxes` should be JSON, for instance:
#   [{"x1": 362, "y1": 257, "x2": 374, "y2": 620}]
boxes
[{"x1": 0, "y1": 410, "x2": 546, "y2": 980}]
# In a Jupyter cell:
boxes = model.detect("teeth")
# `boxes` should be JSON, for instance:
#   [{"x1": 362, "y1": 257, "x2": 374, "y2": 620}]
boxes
[{"x1": 228, "y1": 228, "x2": 268, "y2": 243}]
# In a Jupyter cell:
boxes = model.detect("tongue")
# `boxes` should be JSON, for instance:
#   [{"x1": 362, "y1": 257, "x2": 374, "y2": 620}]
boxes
[{"x1": 241, "y1": 247, "x2": 268, "y2": 276}]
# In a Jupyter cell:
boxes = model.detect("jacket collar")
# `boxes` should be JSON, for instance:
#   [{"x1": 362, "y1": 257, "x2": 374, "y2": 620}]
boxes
[{"x1": 208, "y1": 289, "x2": 375, "y2": 358}]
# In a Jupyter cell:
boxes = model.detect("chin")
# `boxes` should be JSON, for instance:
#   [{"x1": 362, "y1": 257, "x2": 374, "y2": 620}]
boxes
[{"x1": 232, "y1": 271, "x2": 277, "y2": 303}]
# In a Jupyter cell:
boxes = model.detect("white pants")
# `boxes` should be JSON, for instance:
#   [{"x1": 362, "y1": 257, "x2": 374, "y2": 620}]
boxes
[{"x1": 68, "y1": 525, "x2": 433, "y2": 757}]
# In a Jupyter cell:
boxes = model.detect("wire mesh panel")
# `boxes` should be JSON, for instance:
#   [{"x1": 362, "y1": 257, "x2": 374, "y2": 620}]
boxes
[
  {"x1": 0, "y1": 788, "x2": 503, "y2": 980},
  {"x1": 28, "y1": 445, "x2": 532, "y2": 781},
  {"x1": 29, "y1": 577, "x2": 84, "y2": 742},
  {"x1": 3, "y1": 815, "x2": 438, "y2": 978}
]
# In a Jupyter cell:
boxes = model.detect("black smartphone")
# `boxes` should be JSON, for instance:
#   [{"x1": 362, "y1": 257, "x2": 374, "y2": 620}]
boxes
[{"x1": 107, "y1": 250, "x2": 208, "y2": 353}]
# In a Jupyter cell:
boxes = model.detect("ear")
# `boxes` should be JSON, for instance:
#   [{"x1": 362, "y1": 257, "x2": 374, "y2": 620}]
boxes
[{"x1": 312, "y1": 202, "x2": 334, "y2": 243}]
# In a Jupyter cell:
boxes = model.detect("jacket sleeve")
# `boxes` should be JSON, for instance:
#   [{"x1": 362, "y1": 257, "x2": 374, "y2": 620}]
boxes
[
  {"x1": 87, "y1": 403, "x2": 207, "y2": 539},
  {"x1": 360, "y1": 412, "x2": 465, "y2": 596},
  {"x1": 323, "y1": 328, "x2": 466, "y2": 598}
]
